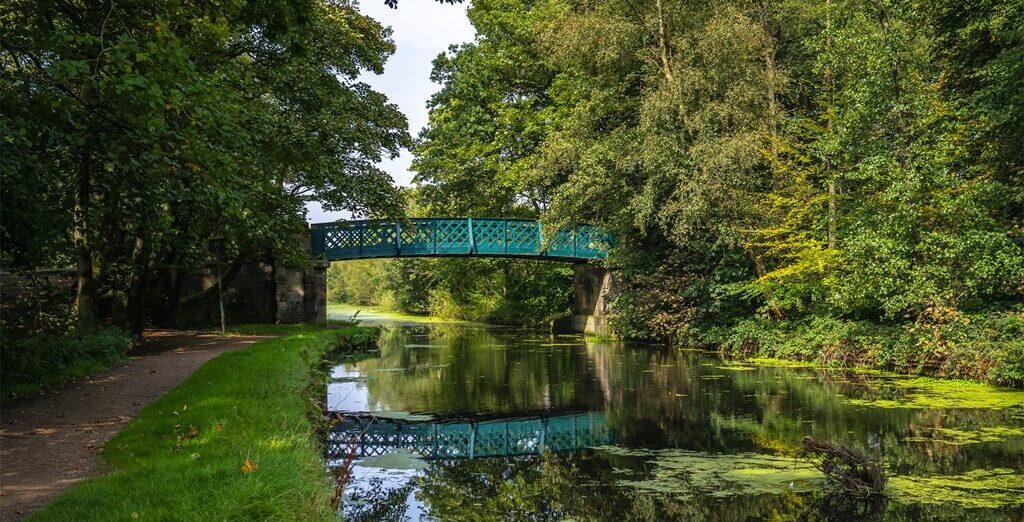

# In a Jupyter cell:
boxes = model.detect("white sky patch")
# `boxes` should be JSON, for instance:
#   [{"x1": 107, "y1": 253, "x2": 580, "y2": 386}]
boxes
[{"x1": 306, "y1": 1, "x2": 475, "y2": 223}]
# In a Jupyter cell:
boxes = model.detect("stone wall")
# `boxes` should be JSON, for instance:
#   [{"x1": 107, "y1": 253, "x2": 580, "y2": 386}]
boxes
[
  {"x1": 563, "y1": 264, "x2": 619, "y2": 336},
  {"x1": 274, "y1": 260, "x2": 327, "y2": 325},
  {"x1": 0, "y1": 229, "x2": 329, "y2": 330}
]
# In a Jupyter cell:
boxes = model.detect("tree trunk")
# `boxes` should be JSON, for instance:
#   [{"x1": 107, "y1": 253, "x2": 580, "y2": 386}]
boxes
[
  {"x1": 874, "y1": 0, "x2": 909, "y2": 169},
  {"x1": 826, "y1": 0, "x2": 838, "y2": 249},
  {"x1": 655, "y1": 0, "x2": 674, "y2": 82},
  {"x1": 759, "y1": 1, "x2": 779, "y2": 158},
  {"x1": 73, "y1": 148, "x2": 99, "y2": 334},
  {"x1": 126, "y1": 235, "x2": 153, "y2": 337},
  {"x1": 178, "y1": 252, "x2": 249, "y2": 308},
  {"x1": 828, "y1": 180, "x2": 837, "y2": 249}
]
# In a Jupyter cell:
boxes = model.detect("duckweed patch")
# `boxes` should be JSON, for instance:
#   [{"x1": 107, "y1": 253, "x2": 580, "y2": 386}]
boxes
[
  {"x1": 844, "y1": 377, "x2": 1024, "y2": 410},
  {"x1": 597, "y1": 448, "x2": 822, "y2": 499},
  {"x1": 718, "y1": 363, "x2": 757, "y2": 371},
  {"x1": 903, "y1": 426, "x2": 1024, "y2": 445},
  {"x1": 888, "y1": 469, "x2": 1024, "y2": 509},
  {"x1": 745, "y1": 358, "x2": 818, "y2": 369},
  {"x1": 598, "y1": 448, "x2": 1024, "y2": 510}
]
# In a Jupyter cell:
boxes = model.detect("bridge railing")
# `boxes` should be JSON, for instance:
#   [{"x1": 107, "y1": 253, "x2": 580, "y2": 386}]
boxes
[
  {"x1": 325, "y1": 412, "x2": 613, "y2": 460},
  {"x1": 310, "y1": 218, "x2": 609, "y2": 262}
]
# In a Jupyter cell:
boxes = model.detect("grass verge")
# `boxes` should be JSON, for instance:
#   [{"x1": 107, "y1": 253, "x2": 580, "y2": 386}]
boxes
[{"x1": 29, "y1": 325, "x2": 379, "y2": 521}]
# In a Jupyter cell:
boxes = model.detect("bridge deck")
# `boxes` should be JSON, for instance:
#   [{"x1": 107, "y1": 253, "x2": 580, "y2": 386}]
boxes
[{"x1": 310, "y1": 218, "x2": 609, "y2": 262}]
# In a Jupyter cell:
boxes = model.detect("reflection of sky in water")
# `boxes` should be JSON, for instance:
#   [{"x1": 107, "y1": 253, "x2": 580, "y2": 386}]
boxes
[
  {"x1": 338, "y1": 455, "x2": 426, "y2": 521},
  {"x1": 327, "y1": 366, "x2": 371, "y2": 412}
]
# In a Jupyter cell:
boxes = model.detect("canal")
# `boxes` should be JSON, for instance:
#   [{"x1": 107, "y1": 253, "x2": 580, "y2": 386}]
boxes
[{"x1": 324, "y1": 309, "x2": 1024, "y2": 521}]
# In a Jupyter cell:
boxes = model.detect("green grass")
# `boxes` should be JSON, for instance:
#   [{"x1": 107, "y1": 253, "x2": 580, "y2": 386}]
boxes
[
  {"x1": 327, "y1": 302, "x2": 473, "y2": 325},
  {"x1": 30, "y1": 326, "x2": 378, "y2": 521}
]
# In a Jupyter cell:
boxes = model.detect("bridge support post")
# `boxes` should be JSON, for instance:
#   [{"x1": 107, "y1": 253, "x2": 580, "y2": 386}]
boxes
[
  {"x1": 276, "y1": 231, "x2": 328, "y2": 325},
  {"x1": 558, "y1": 264, "x2": 619, "y2": 336}
]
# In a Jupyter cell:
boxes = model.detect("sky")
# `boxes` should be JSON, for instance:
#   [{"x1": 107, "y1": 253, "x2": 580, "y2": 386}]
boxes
[{"x1": 304, "y1": 0, "x2": 476, "y2": 223}]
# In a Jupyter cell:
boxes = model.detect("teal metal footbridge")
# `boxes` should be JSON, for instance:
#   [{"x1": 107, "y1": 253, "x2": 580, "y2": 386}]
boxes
[
  {"x1": 326, "y1": 412, "x2": 613, "y2": 460},
  {"x1": 311, "y1": 218, "x2": 609, "y2": 262}
]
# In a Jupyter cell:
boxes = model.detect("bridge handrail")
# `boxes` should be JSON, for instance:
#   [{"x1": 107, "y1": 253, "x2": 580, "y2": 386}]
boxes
[{"x1": 310, "y1": 217, "x2": 610, "y2": 262}]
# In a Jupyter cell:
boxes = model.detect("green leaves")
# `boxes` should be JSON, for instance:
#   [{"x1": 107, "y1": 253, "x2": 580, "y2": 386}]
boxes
[
  {"x1": 1, "y1": 0, "x2": 410, "y2": 332},
  {"x1": 410, "y1": 0, "x2": 1023, "y2": 340}
]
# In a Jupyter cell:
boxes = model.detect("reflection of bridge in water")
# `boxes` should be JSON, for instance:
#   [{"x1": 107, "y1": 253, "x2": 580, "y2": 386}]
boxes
[{"x1": 327, "y1": 412, "x2": 613, "y2": 460}]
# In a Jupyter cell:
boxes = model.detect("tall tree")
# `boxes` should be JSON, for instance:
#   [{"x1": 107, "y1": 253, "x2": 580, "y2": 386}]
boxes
[{"x1": 1, "y1": 0, "x2": 409, "y2": 334}]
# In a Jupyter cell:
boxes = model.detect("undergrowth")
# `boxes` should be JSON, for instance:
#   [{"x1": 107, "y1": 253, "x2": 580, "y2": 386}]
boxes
[{"x1": 1, "y1": 327, "x2": 133, "y2": 402}]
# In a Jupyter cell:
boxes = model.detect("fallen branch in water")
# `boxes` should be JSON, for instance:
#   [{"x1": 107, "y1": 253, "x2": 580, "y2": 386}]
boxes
[{"x1": 802, "y1": 436, "x2": 887, "y2": 497}]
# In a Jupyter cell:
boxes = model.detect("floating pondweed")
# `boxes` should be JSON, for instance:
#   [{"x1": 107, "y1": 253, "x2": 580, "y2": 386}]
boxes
[{"x1": 888, "y1": 469, "x2": 1024, "y2": 509}]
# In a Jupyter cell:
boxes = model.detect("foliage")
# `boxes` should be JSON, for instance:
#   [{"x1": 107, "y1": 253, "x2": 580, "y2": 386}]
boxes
[
  {"x1": 715, "y1": 312, "x2": 1024, "y2": 386},
  {"x1": 1, "y1": 327, "x2": 132, "y2": 402},
  {"x1": 28, "y1": 328, "x2": 376, "y2": 521},
  {"x1": 410, "y1": 0, "x2": 1024, "y2": 377},
  {"x1": 327, "y1": 257, "x2": 573, "y2": 327},
  {"x1": 327, "y1": 260, "x2": 389, "y2": 306},
  {"x1": 0, "y1": 0, "x2": 409, "y2": 335}
]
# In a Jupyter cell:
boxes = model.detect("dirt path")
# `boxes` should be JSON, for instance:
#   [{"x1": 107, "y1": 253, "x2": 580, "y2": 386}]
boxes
[{"x1": 0, "y1": 330, "x2": 270, "y2": 521}]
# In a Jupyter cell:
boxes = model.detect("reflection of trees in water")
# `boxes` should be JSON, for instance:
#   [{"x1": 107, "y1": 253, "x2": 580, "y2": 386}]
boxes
[
  {"x1": 342, "y1": 453, "x2": 1015, "y2": 522},
  {"x1": 357, "y1": 325, "x2": 605, "y2": 415},
  {"x1": 357, "y1": 327, "x2": 1022, "y2": 474},
  {"x1": 584, "y1": 345, "x2": 1023, "y2": 475},
  {"x1": 404, "y1": 453, "x2": 823, "y2": 521},
  {"x1": 343, "y1": 476, "x2": 413, "y2": 522}
]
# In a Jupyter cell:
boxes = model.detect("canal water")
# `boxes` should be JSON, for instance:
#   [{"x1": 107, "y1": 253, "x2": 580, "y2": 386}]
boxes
[{"x1": 324, "y1": 314, "x2": 1024, "y2": 521}]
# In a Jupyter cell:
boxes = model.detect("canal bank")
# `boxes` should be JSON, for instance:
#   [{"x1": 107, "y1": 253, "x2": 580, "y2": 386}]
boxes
[{"x1": 25, "y1": 326, "x2": 378, "y2": 521}]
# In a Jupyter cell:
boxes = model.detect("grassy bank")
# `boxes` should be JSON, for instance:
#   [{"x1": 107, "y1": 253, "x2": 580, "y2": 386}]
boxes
[
  {"x1": 1, "y1": 327, "x2": 133, "y2": 403},
  {"x1": 710, "y1": 311, "x2": 1024, "y2": 387},
  {"x1": 29, "y1": 326, "x2": 378, "y2": 521}
]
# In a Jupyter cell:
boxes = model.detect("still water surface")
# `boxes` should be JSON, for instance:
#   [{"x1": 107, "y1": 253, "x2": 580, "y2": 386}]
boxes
[{"x1": 325, "y1": 313, "x2": 1024, "y2": 521}]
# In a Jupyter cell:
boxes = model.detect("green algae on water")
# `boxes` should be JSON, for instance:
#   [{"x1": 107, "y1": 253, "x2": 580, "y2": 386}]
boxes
[
  {"x1": 745, "y1": 358, "x2": 818, "y2": 369},
  {"x1": 889, "y1": 469, "x2": 1024, "y2": 509},
  {"x1": 597, "y1": 447, "x2": 1024, "y2": 510},
  {"x1": 844, "y1": 377, "x2": 1024, "y2": 410},
  {"x1": 902, "y1": 426, "x2": 1024, "y2": 445},
  {"x1": 717, "y1": 363, "x2": 757, "y2": 371},
  {"x1": 596, "y1": 447, "x2": 822, "y2": 499}
]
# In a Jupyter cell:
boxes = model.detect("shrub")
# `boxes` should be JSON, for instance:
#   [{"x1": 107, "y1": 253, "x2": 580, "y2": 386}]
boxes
[
  {"x1": 1, "y1": 327, "x2": 133, "y2": 400},
  {"x1": 715, "y1": 311, "x2": 1024, "y2": 387}
]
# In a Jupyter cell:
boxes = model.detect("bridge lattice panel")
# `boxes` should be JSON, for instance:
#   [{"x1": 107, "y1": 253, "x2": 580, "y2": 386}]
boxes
[
  {"x1": 311, "y1": 218, "x2": 609, "y2": 262},
  {"x1": 325, "y1": 413, "x2": 613, "y2": 461}
]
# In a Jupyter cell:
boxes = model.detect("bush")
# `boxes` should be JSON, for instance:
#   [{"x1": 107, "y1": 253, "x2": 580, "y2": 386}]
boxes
[
  {"x1": 715, "y1": 311, "x2": 1024, "y2": 387},
  {"x1": 1, "y1": 327, "x2": 133, "y2": 400}
]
